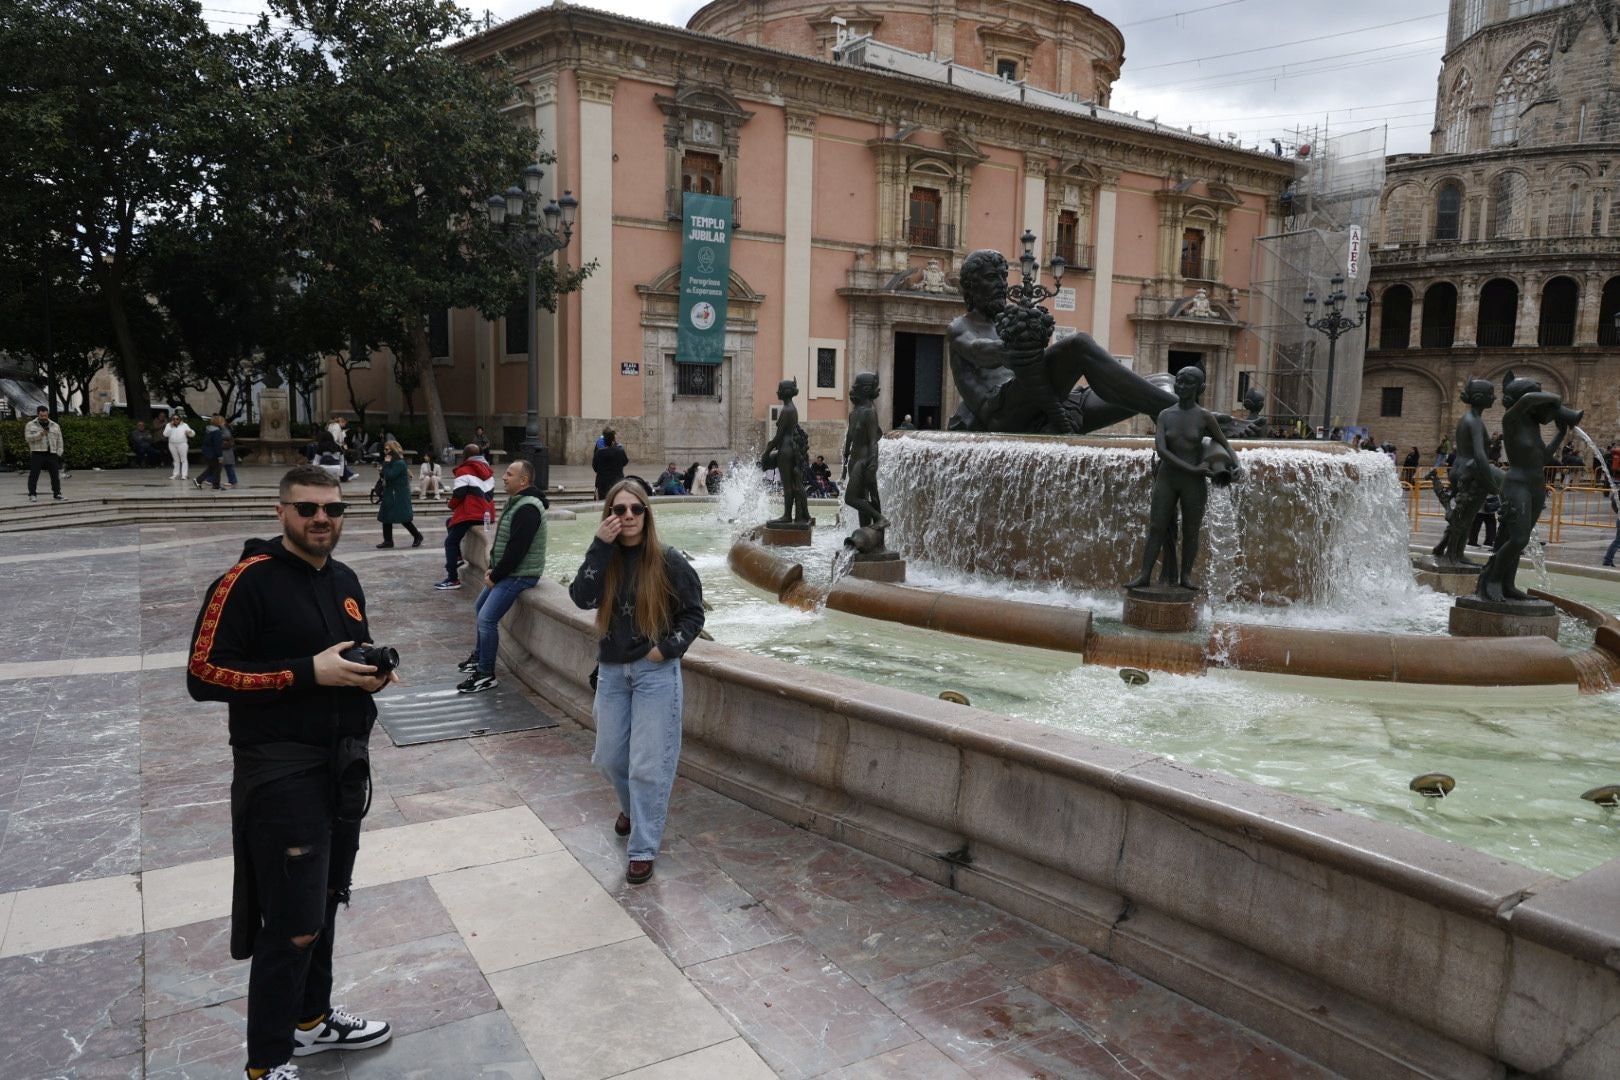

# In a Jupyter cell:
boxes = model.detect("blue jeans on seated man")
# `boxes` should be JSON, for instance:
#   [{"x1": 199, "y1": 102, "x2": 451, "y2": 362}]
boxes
[
  {"x1": 473, "y1": 576, "x2": 538, "y2": 674},
  {"x1": 592, "y1": 656, "x2": 683, "y2": 863}
]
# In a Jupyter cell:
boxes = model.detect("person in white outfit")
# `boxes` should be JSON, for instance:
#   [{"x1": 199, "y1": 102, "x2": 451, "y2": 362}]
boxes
[
  {"x1": 417, "y1": 454, "x2": 442, "y2": 499},
  {"x1": 165, "y1": 415, "x2": 196, "y2": 479}
]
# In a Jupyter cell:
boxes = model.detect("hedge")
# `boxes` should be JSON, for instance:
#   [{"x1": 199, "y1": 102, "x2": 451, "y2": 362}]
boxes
[{"x1": 0, "y1": 416, "x2": 136, "y2": 470}]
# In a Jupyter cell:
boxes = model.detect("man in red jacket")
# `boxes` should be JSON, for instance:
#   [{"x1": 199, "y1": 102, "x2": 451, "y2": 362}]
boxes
[{"x1": 435, "y1": 445, "x2": 494, "y2": 590}]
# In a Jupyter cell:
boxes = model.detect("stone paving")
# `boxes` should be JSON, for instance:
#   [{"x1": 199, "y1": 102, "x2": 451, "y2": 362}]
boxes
[{"x1": 0, "y1": 517, "x2": 1342, "y2": 1079}]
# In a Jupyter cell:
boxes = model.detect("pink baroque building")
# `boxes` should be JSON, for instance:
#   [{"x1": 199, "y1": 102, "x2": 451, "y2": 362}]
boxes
[{"x1": 333, "y1": 1, "x2": 1295, "y2": 464}]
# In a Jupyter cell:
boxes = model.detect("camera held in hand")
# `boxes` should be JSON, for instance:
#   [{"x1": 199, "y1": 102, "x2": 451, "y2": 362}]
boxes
[{"x1": 341, "y1": 643, "x2": 399, "y2": 676}]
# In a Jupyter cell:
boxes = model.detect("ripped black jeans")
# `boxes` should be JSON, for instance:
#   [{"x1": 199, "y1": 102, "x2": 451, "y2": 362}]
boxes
[{"x1": 243, "y1": 768, "x2": 362, "y2": 1069}]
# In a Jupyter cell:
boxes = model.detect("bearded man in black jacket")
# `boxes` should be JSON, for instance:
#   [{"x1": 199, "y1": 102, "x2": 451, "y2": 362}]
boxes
[{"x1": 188, "y1": 464, "x2": 396, "y2": 1080}]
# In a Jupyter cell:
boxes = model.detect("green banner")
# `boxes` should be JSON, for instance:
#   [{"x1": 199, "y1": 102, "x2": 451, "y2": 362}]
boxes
[{"x1": 677, "y1": 192, "x2": 734, "y2": 365}]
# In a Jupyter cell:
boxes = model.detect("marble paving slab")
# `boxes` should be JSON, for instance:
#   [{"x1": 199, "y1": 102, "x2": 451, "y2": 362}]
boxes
[{"x1": 490, "y1": 936, "x2": 738, "y2": 1080}]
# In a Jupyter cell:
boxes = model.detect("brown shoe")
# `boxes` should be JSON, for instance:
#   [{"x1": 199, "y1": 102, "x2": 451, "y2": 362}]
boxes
[
  {"x1": 614, "y1": 813, "x2": 631, "y2": 837},
  {"x1": 626, "y1": 859, "x2": 654, "y2": 885}
]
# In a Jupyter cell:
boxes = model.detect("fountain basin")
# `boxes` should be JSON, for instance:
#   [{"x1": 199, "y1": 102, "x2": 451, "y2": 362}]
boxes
[
  {"x1": 880, "y1": 432, "x2": 1407, "y2": 605},
  {"x1": 466, "y1": 528, "x2": 1620, "y2": 1079}
]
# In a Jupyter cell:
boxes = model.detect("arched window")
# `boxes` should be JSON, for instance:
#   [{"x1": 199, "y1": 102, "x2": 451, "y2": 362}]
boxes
[
  {"x1": 1491, "y1": 45, "x2": 1549, "y2": 146},
  {"x1": 1489, "y1": 173, "x2": 1527, "y2": 238},
  {"x1": 1477, "y1": 279, "x2": 1518, "y2": 346},
  {"x1": 1382, "y1": 184, "x2": 1424, "y2": 244},
  {"x1": 1421, "y1": 283, "x2": 1458, "y2": 348},
  {"x1": 1444, "y1": 72, "x2": 1472, "y2": 154},
  {"x1": 1562, "y1": 183, "x2": 1583, "y2": 237},
  {"x1": 1599, "y1": 276, "x2": 1620, "y2": 346},
  {"x1": 1538, "y1": 276, "x2": 1578, "y2": 346},
  {"x1": 1379, "y1": 285, "x2": 1413, "y2": 349},
  {"x1": 1435, "y1": 183, "x2": 1463, "y2": 241}
]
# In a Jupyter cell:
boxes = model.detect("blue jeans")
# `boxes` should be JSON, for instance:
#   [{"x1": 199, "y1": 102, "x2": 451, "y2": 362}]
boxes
[
  {"x1": 444, "y1": 520, "x2": 476, "y2": 580},
  {"x1": 1605, "y1": 521, "x2": 1619, "y2": 565},
  {"x1": 592, "y1": 656, "x2": 683, "y2": 862},
  {"x1": 472, "y1": 576, "x2": 536, "y2": 675}
]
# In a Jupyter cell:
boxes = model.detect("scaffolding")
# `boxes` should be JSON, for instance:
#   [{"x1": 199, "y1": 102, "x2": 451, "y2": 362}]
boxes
[{"x1": 1245, "y1": 125, "x2": 1386, "y2": 435}]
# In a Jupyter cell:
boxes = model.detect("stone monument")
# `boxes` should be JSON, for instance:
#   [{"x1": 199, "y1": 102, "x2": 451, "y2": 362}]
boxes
[
  {"x1": 1123, "y1": 366, "x2": 1242, "y2": 632},
  {"x1": 1418, "y1": 378, "x2": 1502, "y2": 594},
  {"x1": 840, "y1": 372, "x2": 904, "y2": 581},
  {"x1": 760, "y1": 378, "x2": 812, "y2": 545},
  {"x1": 947, "y1": 249, "x2": 1176, "y2": 435},
  {"x1": 1451, "y1": 371, "x2": 1579, "y2": 640},
  {"x1": 256, "y1": 387, "x2": 293, "y2": 464}
]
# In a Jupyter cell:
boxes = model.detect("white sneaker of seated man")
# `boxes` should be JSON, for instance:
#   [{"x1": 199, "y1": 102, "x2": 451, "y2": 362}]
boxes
[{"x1": 291, "y1": 1007, "x2": 392, "y2": 1056}]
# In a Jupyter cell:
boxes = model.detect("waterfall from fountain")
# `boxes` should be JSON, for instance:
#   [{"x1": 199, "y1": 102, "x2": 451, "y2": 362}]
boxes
[
  {"x1": 1572, "y1": 425, "x2": 1618, "y2": 500},
  {"x1": 879, "y1": 433, "x2": 1419, "y2": 609}
]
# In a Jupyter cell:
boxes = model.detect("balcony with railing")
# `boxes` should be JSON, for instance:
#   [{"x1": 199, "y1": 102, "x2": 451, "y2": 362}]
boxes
[
  {"x1": 1180, "y1": 256, "x2": 1219, "y2": 281},
  {"x1": 906, "y1": 221, "x2": 955, "y2": 250},
  {"x1": 1537, "y1": 322, "x2": 1576, "y2": 347},
  {"x1": 1052, "y1": 242, "x2": 1094, "y2": 272},
  {"x1": 1372, "y1": 235, "x2": 1620, "y2": 266}
]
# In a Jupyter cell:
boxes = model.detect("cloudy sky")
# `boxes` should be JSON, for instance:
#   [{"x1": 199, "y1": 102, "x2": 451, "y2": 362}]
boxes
[{"x1": 203, "y1": 0, "x2": 1448, "y2": 155}]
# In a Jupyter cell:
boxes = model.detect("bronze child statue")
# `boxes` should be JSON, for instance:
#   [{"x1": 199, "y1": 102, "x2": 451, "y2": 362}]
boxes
[
  {"x1": 1126, "y1": 366, "x2": 1242, "y2": 591},
  {"x1": 1475, "y1": 371, "x2": 1579, "y2": 603},
  {"x1": 1431, "y1": 378, "x2": 1503, "y2": 568},
  {"x1": 841, "y1": 372, "x2": 888, "y2": 531},
  {"x1": 761, "y1": 377, "x2": 811, "y2": 526}
]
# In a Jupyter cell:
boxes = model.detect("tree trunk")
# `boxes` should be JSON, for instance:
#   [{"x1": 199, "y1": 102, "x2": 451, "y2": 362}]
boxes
[
  {"x1": 410, "y1": 322, "x2": 450, "y2": 456},
  {"x1": 103, "y1": 273, "x2": 153, "y2": 421}
]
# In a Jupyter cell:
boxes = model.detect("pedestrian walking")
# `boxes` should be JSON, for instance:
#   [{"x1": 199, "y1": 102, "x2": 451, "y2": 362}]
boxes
[
  {"x1": 222, "y1": 422, "x2": 240, "y2": 487},
  {"x1": 165, "y1": 414, "x2": 196, "y2": 479},
  {"x1": 374, "y1": 442, "x2": 423, "y2": 549},
  {"x1": 1604, "y1": 491, "x2": 1619, "y2": 567},
  {"x1": 186, "y1": 464, "x2": 395, "y2": 1079},
  {"x1": 592, "y1": 427, "x2": 627, "y2": 499},
  {"x1": 434, "y1": 445, "x2": 493, "y2": 590},
  {"x1": 24, "y1": 405, "x2": 64, "y2": 502},
  {"x1": 456, "y1": 460, "x2": 548, "y2": 693},
  {"x1": 568, "y1": 480, "x2": 705, "y2": 885},
  {"x1": 197, "y1": 414, "x2": 227, "y2": 490}
]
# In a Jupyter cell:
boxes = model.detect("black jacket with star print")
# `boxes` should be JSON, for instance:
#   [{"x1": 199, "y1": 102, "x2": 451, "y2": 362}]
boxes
[{"x1": 568, "y1": 538, "x2": 705, "y2": 663}]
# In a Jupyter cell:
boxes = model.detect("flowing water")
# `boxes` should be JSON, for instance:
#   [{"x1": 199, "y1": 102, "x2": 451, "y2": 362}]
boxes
[{"x1": 541, "y1": 505, "x2": 1620, "y2": 879}]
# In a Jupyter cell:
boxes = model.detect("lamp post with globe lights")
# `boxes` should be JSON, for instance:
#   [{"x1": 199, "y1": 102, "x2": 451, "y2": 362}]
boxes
[
  {"x1": 1302, "y1": 273, "x2": 1369, "y2": 435},
  {"x1": 483, "y1": 163, "x2": 577, "y2": 489}
]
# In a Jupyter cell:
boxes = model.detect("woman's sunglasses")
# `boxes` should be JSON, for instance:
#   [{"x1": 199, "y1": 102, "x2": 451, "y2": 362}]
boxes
[
  {"x1": 608, "y1": 503, "x2": 646, "y2": 518},
  {"x1": 280, "y1": 500, "x2": 349, "y2": 518}
]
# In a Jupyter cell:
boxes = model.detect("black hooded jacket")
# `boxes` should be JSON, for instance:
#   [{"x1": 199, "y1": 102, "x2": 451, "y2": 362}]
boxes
[{"x1": 187, "y1": 536, "x2": 377, "y2": 748}]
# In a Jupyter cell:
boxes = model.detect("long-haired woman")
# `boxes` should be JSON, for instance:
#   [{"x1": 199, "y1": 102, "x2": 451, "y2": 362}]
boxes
[
  {"x1": 375, "y1": 440, "x2": 423, "y2": 548},
  {"x1": 569, "y1": 480, "x2": 705, "y2": 884}
]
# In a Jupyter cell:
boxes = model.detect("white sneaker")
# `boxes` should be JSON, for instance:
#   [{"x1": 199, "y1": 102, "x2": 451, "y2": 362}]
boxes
[
  {"x1": 246, "y1": 1065, "x2": 302, "y2": 1079},
  {"x1": 291, "y1": 1007, "x2": 392, "y2": 1056}
]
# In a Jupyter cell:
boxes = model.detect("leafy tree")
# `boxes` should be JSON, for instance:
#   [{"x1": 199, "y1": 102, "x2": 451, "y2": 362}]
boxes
[
  {"x1": 251, "y1": 0, "x2": 592, "y2": 454},
  {"x1": 0, "y1": 0, "x2": 244, "y2": 420}
]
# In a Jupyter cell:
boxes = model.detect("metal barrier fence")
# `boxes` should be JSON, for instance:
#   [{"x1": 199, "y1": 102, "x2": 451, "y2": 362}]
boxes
[{"x1": 1400, "y1": 466, "x2": 1618, "y2": 543}]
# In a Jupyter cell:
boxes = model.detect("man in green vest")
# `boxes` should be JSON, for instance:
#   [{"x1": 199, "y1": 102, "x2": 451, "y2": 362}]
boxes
[{"x1": 457, "y1": 459, "x2": 548, "y2": 694}]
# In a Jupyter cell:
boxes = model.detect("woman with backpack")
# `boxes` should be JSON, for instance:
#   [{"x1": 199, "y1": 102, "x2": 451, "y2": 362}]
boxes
[{"x1": 375, "y1": 441, "x2": 423, "y2": 548}]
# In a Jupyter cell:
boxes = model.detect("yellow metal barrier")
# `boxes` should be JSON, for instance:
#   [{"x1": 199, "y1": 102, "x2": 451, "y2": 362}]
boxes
[{"x1": 1401, "y1": 468, "x2": 1615, "y2": 542}]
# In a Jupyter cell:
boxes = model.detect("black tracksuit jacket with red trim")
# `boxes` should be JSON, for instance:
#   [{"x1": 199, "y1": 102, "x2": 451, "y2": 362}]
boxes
[{"x1": 187, "y1": 537, "x2": 377, "y2": 748}]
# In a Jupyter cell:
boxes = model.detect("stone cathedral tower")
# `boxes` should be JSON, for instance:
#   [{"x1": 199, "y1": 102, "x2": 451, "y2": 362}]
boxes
[{"x1": 1361, "y1": 0, "x2": 1620, "y2": 452}]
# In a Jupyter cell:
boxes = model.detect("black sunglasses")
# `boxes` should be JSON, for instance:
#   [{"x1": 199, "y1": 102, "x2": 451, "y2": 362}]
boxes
[
  {"x1": 609, "y1": 503, "x2": 646, "y2": 518},
  {"x1": 280, "y1": 500, "x2": 349, "y2": 518}
]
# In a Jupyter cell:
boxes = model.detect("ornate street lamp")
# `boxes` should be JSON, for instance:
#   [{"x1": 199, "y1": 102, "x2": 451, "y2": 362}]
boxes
[
  {"x1": 1302, "y1": 273, "x2": 1369, "y2": 434},
  {"x1": 483, "y1": 163, "x2": 578, "y2": 490},
  {"x1": 1009, "y1": 228, "x2": 1067, "y2": 312}
]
